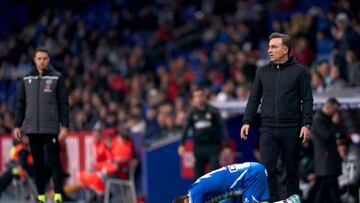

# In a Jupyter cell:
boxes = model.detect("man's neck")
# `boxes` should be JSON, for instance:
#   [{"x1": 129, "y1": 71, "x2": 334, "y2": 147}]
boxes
[
  {"x1": 36, "y1": 67, "x2": 46, "y2": 75},
  {"x1": 321, "y1": 108, "x2": 332, "y2": 117},
  {"x1": 196, "y1": 105, "x2": 206, "y2": 111},
  {"x1": 274, "y1": 56, "x2": 289, "y2": 64}
]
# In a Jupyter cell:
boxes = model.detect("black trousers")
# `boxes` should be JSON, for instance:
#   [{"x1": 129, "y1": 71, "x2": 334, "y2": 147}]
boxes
[
  {"x1": 308, "y1": 176, "x2": 341, "y2": 203},
  {"x1": 27, "y1": 134, "x2": 63, "y2": 194},
  {"x1": 193, "y1": 144, "x2": 220, "y2": 178},
  {"x1": 259, "y1": 126, "x2": 301, "y2": 202},
  {"x1": 0, "y1": 170, "x2": 14, "y2": 195}
]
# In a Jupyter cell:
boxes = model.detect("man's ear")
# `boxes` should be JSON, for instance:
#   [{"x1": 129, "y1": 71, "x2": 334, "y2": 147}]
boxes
[{"x1": 283, "y1": 47, "x2": 288, "y2": 55}]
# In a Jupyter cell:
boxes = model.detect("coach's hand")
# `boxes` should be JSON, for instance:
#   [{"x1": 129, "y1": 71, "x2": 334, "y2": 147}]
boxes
[
  {"x1": 59, "y1": 127, "x2": 68, "y2": 141},
  {"x1": 177, "y1": 145, "x2": 185, "y2": 156},
  {"x1": 240, "y1": 124, "x2": 250, "y2": 140},
  {"x1": 13, "y1": 127, "x2": 22, "y2": 140},
  {"x1": 299, "y1": 126, "x2": 310, "y2": 143}
]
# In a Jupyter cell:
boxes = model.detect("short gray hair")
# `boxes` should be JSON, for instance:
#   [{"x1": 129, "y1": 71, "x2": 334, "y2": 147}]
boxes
[{"x1": 269, "y1": 32, "x2": 292, "y2": 56}]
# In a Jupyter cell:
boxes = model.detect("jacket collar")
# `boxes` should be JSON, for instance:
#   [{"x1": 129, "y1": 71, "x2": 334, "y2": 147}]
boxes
[
  {"x1": 30, "y1": 66, "x2": 53, "y2": 76},
  {"x1": 271, "y1": 56, "x2": 297, "y2": 69},
  {"x1": 320, "y1": 110, "x2": 332, "y2": 120},
  {"x1": 195, "y1": 104, "x2": 209, "y2": 112}
]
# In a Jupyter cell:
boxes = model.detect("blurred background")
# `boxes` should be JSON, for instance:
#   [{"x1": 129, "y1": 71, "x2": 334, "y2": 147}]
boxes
[{"x1": 0, "y1": 0, "x2": 360, "y2": 203}]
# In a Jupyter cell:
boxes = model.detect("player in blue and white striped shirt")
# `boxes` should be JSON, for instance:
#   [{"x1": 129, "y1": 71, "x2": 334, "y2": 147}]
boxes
[{"x1": 172, "y1": 162, "x2": 301, "y2": 203}]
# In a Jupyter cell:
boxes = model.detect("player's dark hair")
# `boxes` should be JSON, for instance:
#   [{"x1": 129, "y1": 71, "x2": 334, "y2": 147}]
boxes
[
  {"x1": 191, "y1": 85, "x2": 207, "y2": 98},
  {"x1": 192, "y1": 85, "x2": 205, "y2": 93},
  {"x1": 172, "y1": 195, "x2": 188, "y2": 203},
  {"x1": 33, "y1": 47, "x2": 50, "y2": 57}
]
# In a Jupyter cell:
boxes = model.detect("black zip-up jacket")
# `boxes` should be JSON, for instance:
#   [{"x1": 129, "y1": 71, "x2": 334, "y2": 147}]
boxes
[
  {"x1": 180, "y1": 105, "x2": 229, "y2": 147},
  {"x1": 14, "y1": 66, "x2": 69, "y2": 134},
  {"x1": 243, "y1": 57, "x2": 313, "y2": 127}
]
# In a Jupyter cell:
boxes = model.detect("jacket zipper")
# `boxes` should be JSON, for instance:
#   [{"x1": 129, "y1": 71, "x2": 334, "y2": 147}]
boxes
[
  {"x1": 275, "y1": 64, "x2": 280, "y2": 127},
  {"x1": 37, "y1": 74, "x2": 41, "y2": 133}
]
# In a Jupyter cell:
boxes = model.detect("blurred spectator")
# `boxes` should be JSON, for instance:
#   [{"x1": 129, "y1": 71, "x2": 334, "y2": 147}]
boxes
[
  {"x1": 310, "y1": 97, "x2": 342, "y2": 203},
  {"x1": 327, "y1": 65, "x2": 347, "y2": 91},
  {"x1": 144, "y1": 105, "x2": 160, "y2": 145},
  {"x1": 345, "y1": 49, "x2": 360, "y2": 87},
  {"x1": 116, "y1": 107, "x2": 128, "y2": 126},
  {"x1": 332, "y1": 13, "x2": 360, "y2": 59},
  {"x1": 128, "y1": 114, "x2": 146, "y2": 135},
  {"x1": 291, "y1": 36, "x2": 315, "y2": 66},
  {"x1": 104, "y1": 113, "x2": 118, "y2": 129},
  {"x1": 97, "y1": 106, "x2": 109, "y2": 127},
  {"x1": 160, "y1": 112, "x2": 180, "y2": 137},
  {"x1": 331, "y1": 12, "x2": 360, "y2": 78},
  {"x1": 127, "y1": 102, "x2": 146, "y2": 134},
  {"x1": 298, "y1": 140, "x2": 315, "y2": 201},
  {"x1": 316, "y1": 60, "x2": 331, "y2": 87},
  {"x1": 71, "y1": 111, "x2": 87, "y2": 131},
  {"x1": 175, "y1": 110, "x2": 186, "y2": 129},
  {"x1": 80, "y1": 128, "x2": 133, "y2": 196},
  {"x1": 216, "y1": 79, "x2": 235, "y2": 118},
  {"x1": 233, "y1": 67, "x2": 252, "y2": 87},
  {"x1": 216, "y1": 79, "x2": 235, "y2": 102},
  {"x1": 235, "y1": 83, "x2": 251, "y2": 100},
  {"x1": 316, "y1": 30, "x2": 333, "y2": 62},
  {"x1": 337, "y1": 138, "x2": 360, "y2": 203},
  {"x1": 311, "y1": 70, "x2": 325, "y2": 93}
]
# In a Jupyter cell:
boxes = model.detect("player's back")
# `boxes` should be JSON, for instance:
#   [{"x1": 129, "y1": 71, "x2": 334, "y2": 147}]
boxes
[{"x1": 189, "y1": 162, "x2": 260, "y2": 203}]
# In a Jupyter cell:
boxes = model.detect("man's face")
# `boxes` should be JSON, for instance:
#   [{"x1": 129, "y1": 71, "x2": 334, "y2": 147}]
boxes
[
  {"x1": 105, "y1": 137, "x2": 112, "y2": 148},
  {"x1": 318, "y1": 62, "x2": 330, "y2": 76},
  {"x1": 193, "y1": 90, "x2": 206, "y2": 108},
  {"x1": 268, "y1": 38, "x2": 288, "y2": 63},
  {"x1": 337, "y1": 144, "x2": 348, "y2": 159},
  {"x1": 328, "y1": 104, "x2": 339, "y2": 116},
  {"x1": 34, "y1": 51, "x2": 50, "y2": 71}
]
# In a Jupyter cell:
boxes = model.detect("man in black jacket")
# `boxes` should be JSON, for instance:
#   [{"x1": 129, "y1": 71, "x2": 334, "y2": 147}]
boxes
[
  {"x1": 240, "y1": 32, "x2": 313, "y2": 201},
  {"x1": 13, "y1": 47, "x2": 69, "y2": 203},
  {"x1": 178, "y1": 86, "x2": 231, "y2": 178},
  {"x1": 310, "y1": 97, "x2": 342, "y2": 203}
]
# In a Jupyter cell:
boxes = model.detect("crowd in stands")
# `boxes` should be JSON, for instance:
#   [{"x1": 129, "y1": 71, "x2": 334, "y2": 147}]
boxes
[
  {"x1": 0, "y1": 0, "x2": 360, "y2": 139},
  {"x1": 0, "y1": 0, "x2": 360, "y2": 200}
]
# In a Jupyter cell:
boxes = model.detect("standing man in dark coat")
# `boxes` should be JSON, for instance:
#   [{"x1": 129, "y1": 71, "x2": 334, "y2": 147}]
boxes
[
  {"x1": 240, "y1": 32, "x2": 313, "y2": 201},
  {"x1": 311, "y1": 97, "x2": 342, "y2": 203},
  {"x1": 13, "y1": 47, "x2": 69, "y2": 203},
  {"x1": 178, "y1": 86, "x2": 231, "y2": 178}
]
